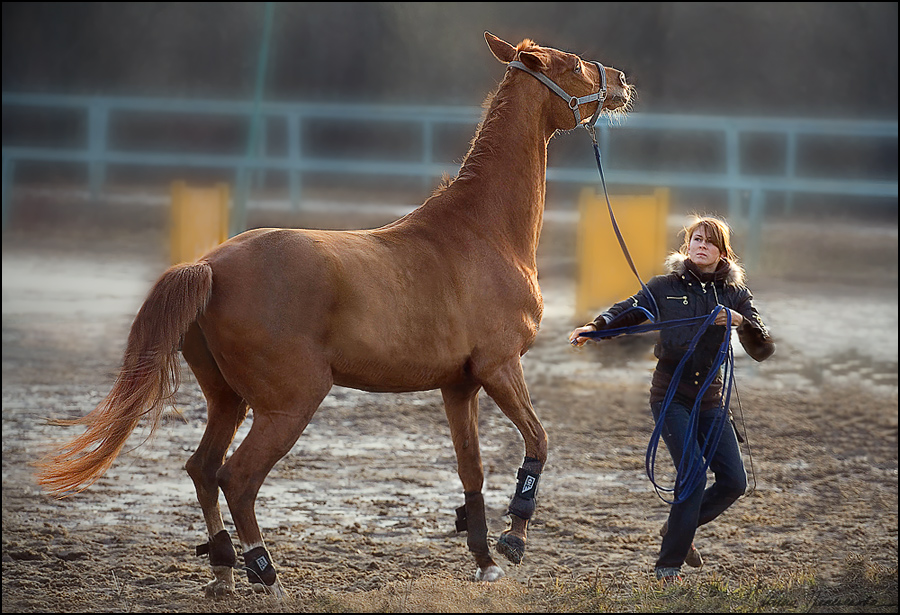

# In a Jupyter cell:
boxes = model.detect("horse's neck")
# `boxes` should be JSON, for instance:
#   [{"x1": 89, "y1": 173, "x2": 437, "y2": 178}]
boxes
[{"x1": 435, "y1": 80, "x2": 550, "y2": 268}]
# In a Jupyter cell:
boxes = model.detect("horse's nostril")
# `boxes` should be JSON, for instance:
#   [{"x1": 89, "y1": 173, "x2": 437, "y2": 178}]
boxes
[{"x1": 619, "y1": 74, "x2": 628, "y2": 87}]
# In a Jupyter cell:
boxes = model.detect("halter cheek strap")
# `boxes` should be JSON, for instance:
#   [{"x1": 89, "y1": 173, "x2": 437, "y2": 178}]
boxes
[{"x1": 508, "y1": 60, "x2": 607, "y2": 129}]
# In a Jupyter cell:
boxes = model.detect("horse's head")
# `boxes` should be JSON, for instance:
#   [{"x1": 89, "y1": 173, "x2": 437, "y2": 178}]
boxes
[{"x1": 485, "y1": 31, "x2": 633, "y2": 132}]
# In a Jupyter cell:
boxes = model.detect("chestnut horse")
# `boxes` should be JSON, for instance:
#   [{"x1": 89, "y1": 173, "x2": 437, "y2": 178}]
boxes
[{"x1": 38, "y1": 32, "x2": 631, "y2": 598}]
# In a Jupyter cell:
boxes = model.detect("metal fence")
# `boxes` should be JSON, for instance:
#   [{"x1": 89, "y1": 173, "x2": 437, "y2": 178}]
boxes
[{"x1": 3, "y1": 92, "x2": 897, "y2": 265}]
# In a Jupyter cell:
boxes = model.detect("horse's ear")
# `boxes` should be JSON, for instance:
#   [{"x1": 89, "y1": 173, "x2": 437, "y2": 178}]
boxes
[
  {"x1": 485, "y1": 31, "x2": 517, "y2": 64},
  {"x1": 518, "y1": 49, "x2": 550, "y2": 72}
]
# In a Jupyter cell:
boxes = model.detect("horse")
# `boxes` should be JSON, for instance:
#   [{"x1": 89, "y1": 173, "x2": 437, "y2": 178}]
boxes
[{"x1": 37, "y1": 31, "x2": 632, "y2": 598}]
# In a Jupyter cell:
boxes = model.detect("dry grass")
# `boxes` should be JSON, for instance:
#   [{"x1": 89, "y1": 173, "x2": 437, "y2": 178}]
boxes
[{"x1": 296, "y1": 553, "x2": 897, "y2": 613}]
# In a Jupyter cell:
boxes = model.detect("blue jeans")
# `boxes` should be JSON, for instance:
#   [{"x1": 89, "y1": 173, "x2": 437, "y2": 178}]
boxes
[{"x1": 651, "y1": 401, "x2": 747, "y2": 569}]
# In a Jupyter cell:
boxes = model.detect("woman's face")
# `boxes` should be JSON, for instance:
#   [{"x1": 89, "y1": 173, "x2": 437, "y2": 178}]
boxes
[{"x1": 688, "y1": 226, "x2": 722, "y2": 272}]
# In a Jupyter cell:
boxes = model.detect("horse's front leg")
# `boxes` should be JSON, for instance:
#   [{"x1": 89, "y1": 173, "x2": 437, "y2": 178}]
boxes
[
  {"x1": 497, "y1": 456, "x2": 543, "y2": 564},
  {"x1": 480, "y1": 359, "x2": 548, "y2": 565},
  {"x1": 441, "y1": 382, "x2": 504, "y2": 582}
]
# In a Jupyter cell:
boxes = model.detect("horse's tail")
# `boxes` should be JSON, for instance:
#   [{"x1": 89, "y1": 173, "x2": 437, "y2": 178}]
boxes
[{"x1": 37, "y1": 261, "x2": 214, "y2": 497}]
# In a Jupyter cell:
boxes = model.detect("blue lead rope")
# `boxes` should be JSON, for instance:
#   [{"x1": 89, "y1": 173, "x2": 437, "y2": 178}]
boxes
[{"x1": 581, "y1": 127, "x2": 735, "y2": 504}]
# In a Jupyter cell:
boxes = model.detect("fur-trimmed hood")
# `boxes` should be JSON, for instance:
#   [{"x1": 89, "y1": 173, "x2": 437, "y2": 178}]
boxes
[{"x1": 664, "y1": 252, "x2": 745, "y2": 287}]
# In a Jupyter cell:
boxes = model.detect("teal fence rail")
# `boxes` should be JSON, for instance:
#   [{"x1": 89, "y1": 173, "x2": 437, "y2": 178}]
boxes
[{"x1": 3, "y1": 92, "x2": 897, "y2": 265}]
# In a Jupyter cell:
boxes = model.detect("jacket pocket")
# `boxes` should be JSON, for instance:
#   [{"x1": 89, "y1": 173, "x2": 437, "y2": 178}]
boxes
[{"x1": 666, "y1": 295, "x2": 688, "y2": 305}]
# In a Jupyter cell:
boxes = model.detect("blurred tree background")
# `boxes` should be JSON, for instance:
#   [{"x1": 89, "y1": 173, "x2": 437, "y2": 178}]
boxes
[{"x1": 3, "y1": 2, "x2": 897, "y2": 118}]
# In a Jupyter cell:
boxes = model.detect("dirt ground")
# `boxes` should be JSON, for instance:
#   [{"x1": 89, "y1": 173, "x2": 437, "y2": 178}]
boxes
[{"x1": 2, "y1": 195, "x2": 897, "y2": 612}]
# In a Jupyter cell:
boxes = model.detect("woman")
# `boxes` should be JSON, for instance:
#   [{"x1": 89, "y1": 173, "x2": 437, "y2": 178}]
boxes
[{"x1": 568, "y1": 215, "x2": 775, "y2": 584}]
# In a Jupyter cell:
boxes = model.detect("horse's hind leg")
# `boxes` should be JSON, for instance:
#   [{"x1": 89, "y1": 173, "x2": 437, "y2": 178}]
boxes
[
  {"x1": 441, "y1": 382, "x2": 503, "y2": 582},
  {"x1": 217, "y1": 367, "x2": 332, "y2": 599},
  {"x1": 479, "y1": 359, "x2": 548, "y2": 565},
  {"x1": 182, "y1": 324, "x2": 248, "y2": 596}
]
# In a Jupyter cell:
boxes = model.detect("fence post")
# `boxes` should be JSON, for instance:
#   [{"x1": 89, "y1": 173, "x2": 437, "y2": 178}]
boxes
[
  {"x1": 785, "y1": 131, "x2": 797, "y2": 215},
  {"x1": 288, "y1": 113, "x2": 302, "y2": 211},
  {"x1": 88, "y1": 101, "x2": 109, "y2": 200},
  {"x1": 231, "y1": 1, "x2": 274, "y2": 236},
  {"x1": 745, "y1": 187, "x2": 764, "y2": 273},
  {"x1": 422, "y1": 119, "x2": 434, "y2": 193},
  {"x1": 725, "y1": 124, "x2": 741, "y2": 224},
  {"x1": 2, "y1": 157, "x2": 14, "y2": 231}
]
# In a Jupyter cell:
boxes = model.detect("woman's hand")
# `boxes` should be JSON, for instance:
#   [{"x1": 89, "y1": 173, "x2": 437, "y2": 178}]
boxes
[
  {"x1": 714, "y1": 307, "x2": 743, "y2": 327},
  {"x1": 568, "y1": 324, "x2": 597, "y2": 347}
]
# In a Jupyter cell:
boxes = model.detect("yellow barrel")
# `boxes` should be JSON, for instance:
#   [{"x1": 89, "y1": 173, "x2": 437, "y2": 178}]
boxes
[
  {"x1": 575, "y1": 187, "x2": 669, "y2": 322},
  {"x1": 170, "y1": 181, "x2": 230, "y2": 264}
]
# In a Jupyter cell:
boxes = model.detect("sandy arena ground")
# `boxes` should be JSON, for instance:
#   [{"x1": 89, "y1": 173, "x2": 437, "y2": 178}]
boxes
[{"x1": 2, "y1": 198, "x2": 897, "y2": 612}]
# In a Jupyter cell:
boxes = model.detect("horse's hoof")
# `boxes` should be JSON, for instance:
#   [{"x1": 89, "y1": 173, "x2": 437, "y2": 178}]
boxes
[
  {"x1": 496, "y1": 532, "x2": 526, "y2": 565},
  {"x1": 204, "y1": 566, "x2": 235, "y2": 597},
  {"x1": 251, "y1": 578, "x2": 289, "y2": 600},
  {"x1": 474, "y1": 564, "x2": 505, "y2": 582},
  {"x1": 204, "y1": 579, "x2": 235, "y2": 597}
]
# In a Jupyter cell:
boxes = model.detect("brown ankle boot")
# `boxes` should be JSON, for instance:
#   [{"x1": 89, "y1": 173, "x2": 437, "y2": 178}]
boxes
[{"x1": 660, "y1": 520, "x2": 704, "y2": 568}]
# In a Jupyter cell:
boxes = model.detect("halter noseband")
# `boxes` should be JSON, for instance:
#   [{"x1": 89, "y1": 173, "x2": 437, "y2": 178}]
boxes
[{"x1": 508, "y1": 59, "x2": 608, "y2": 131}]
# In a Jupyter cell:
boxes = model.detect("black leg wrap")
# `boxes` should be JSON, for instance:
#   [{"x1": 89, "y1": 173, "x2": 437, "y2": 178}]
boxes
[
  {"x1": 243, "y1": 546, "x2": 277, "y2": 587},
  {"x1": 195, "y1": 530, "x2": 237, "y2": 569},
  {"x1": 462, "y1": 492, "x2": 489, "y2": 557},
  {"x1": 506, "y1": 459, "x2": 542, "y2": 520},
  {"x1": 455, "y1": 503, "x2": 468, "y2": 533}
]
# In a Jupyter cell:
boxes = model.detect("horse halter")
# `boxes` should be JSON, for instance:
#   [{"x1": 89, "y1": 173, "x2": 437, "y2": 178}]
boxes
[{"x1": 508, "y1": 59, "x2": 607, "y2": 132}]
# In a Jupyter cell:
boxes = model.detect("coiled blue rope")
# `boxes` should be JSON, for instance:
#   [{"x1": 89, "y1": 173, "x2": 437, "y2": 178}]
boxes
[
  {"x1": 580, "y1": 305, "x2": 736, "y2": 504},
  {"x1": 644, "y1": 307, "x2": 734, "y2": 505}
]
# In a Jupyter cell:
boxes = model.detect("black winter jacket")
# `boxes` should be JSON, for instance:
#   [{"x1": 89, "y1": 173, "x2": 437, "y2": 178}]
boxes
[{"x1": 592, "y1": 255, "x2": 774, "y2": 410}]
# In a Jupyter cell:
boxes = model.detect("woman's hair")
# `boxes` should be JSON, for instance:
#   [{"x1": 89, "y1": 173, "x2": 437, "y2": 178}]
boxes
[{"x1": 678, "y1": 215, "x2": 739, "y2": 264}]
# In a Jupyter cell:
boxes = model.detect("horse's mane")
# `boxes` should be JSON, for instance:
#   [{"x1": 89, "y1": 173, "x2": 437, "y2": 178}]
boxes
[{"x1": 431, "y1": 39, "x2": 544, "y2": 197}]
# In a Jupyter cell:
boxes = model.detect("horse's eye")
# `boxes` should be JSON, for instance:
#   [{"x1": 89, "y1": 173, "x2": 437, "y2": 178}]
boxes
[{"x1": 574, "y1": 62, "x2": 582, "y2": 74}]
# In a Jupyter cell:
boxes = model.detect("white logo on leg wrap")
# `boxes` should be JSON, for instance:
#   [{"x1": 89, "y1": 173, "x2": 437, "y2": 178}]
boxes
[{"x1": 522, "y1": 475, "x2": 536, "y2": 495}]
